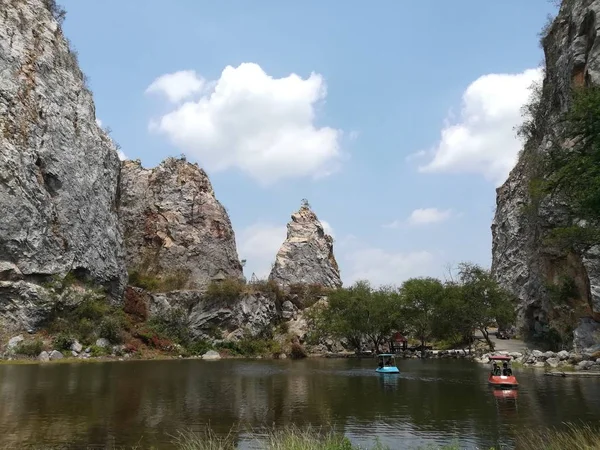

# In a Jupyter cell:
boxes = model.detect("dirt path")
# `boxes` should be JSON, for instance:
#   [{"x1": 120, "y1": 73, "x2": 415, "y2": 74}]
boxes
[{"x1": 475, "y1": 328, "x2": 532, "y2": 353}]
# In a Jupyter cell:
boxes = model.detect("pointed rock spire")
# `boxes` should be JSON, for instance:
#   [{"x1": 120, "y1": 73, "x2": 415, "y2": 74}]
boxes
[{"x1": 269, "y1": 200, "x2": 342, "y2": 288}]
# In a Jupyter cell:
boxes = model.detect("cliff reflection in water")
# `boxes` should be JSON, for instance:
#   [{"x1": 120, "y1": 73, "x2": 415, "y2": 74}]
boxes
[{"x1": 0, "y1": 359, "x2": 600, "y2": 449}]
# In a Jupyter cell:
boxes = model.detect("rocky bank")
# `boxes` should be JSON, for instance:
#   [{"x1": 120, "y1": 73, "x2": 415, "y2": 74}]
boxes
[
  {"x1": 492, "y1": 0, "x2": 600, "y2": 353},
  {"x1": 0, "y1": 0, "x2": 126, "y2": 329},
  {"x1": 269, "y1": 201, "x2": 342, "y2": 289}
]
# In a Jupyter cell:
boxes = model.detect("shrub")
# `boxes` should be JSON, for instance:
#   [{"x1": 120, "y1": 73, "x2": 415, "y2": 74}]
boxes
[
  {"x1": 147, "y1": 308, "x2": 191, "y2": 346},
  {"x1": 89, "y1": 345, "x2": 110, "y2": 357},
  {"x1": 15, "y1": 340, "x2": 44, "y2": 357},
  {"x1": 128, "y1": 270, "x2": 190, "y2": 293},
  {"x1": 187, "y1": 340, "x2": 214, "y2": 356},
  {"x1": 99, "y1": 316, "x2": 125, "y2": 344},
  {"x1": 123, "y1": 287, "x2": 148, "y2": 321},
  {"x1": 247, "y1": 279, "x2": 285, "y2": 305},
  {"x1": 205, "y1": 278, "x2": 245, "y2": 304},
  {"x1": 290, "y1": 342, "x2": 308, "y2": 360},
  {"x1": 53, "y1": 332, "x2": 74, "y2": 351}
]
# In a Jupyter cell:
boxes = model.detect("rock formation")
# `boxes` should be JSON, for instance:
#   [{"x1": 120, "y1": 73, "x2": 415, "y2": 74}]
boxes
[
  {"x1": 119, "y1": 158, "x2": 243, "y2": 289},
  {"x1": 0, "y1": 0, "x2": 126, "y2": 327},
  {"x1": 492, "y1": 0, "x2": 600, "y2": 352},
  {"x1": 269, "y1": 201, "x2": 342, "y2": 288}
]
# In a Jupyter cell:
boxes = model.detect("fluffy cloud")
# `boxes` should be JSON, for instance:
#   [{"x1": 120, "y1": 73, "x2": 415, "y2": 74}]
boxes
[
  {"x1": 383, "y1": 208, "x2": 453, "y2": 229},
  {"x1": 147, "y1": 63, "x2": 342, "y2": 184},
  {"x1": 237, "y1": 223, "x2": 287, "y2": 279},
  {"x1": 419, "y1": 68, "x2": 543, "y2": 186},
  {"x1": 145, "y1": 70, "x2": 206, "y2": 103},
  {"x1": 408, "y1": 208, "x2": 453, "y2": 225}
]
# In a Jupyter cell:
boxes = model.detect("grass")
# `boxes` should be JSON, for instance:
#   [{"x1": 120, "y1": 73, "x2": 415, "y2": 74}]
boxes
[{"x1": 515, "y1": 423, "x2": 600, "y2": 449}]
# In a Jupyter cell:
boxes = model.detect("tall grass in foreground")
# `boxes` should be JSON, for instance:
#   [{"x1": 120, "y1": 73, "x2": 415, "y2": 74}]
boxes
[{"x1": 515, "y1": 423, "x2": 600, "y2": 450}]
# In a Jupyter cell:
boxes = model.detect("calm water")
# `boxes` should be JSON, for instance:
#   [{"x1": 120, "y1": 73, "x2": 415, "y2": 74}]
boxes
[{"x1": 0, "y1": 358, "x2": 599, "y2": 449}]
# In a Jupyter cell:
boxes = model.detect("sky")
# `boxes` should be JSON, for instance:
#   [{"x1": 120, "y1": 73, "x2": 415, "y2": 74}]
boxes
[{"x1": 59, "y1": 0, "x2": 558, "y2": 286}]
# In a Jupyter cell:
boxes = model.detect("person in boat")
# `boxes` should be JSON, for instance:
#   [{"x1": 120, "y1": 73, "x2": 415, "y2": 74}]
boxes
[
  {"x1": 378, "y1": 360, "x2": 384, "y2": 369},
  {"x1": 491, "y1": 362, "x2": 501, "y2": 376},
  {"x1": 384, "y1": 357, "x2": 391, "y2": 366},
  {"x1": 502, "y1": 362, "x2": 512, "y2": 376}
]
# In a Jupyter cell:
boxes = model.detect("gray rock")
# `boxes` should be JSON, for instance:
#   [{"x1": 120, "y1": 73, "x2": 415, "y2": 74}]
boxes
[
  {"x1": 70, "y1": 341, "x2": 83, "y2": 353},
  {"x1": 85, "y1": 347, "x2": 91, "y2": 354},
  {"x1": 491, "y1": 0, "x2": 600, "y2": 349},
  {"x1": 202, "y1": 350, "x2": 221, "y2": 360},
  {"x1": 574, "y1": 318, "x2": 600, "y2": 353},
  {"x1": 577, "y1": 360, "x2": 595, "y2": 371},
  {"x1": 532, "y1": 350, "x2": 544, "y2": 359},
  {"x1": 281, "y1": 300, "x2": 297, "y2": 320},
  {"x1": 7, "y1": 335, "x2": 23, "y2": 350},
  {"x1": 95, "y1": 338, "x2": 110, "y2": 348},
  {"x1": 49, "y1": 350, "x2": 63, "y2": 360},
  {"x1": 38, "y1": 351, "x2": 50, "y2": 362},
  {"x1": 546, "y1": 357, "x2": 560, "y2": 368},
  {"x1": 269, "y1": 202, "x2": 342, "y2": 288},
  {"x1": 509, "y1": 352, "x2": 523, "y2": 359},
  {"x1": 557, "y1": 350, "x2": 570, "y2": 360},
  {"x1": 544, "y1": 351, "x2": 556, "y2": 359},
  {"x1": 0, "y1": 0, "x2": 127, "y2": 329},
  {"x1": 534, "y1": 361, "x2": 546, "y2": 368},
  {"x1": 71, "y1": 351, "x2": 78, "y2": 357},
  {"x1": 119, "y1": 158, "x2": 243, "y2": 290}
]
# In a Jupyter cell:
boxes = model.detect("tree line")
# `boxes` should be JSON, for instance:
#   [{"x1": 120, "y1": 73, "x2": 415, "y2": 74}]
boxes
[{"x1": 307, "y1": 262, "x2": 516, "y2": 352}]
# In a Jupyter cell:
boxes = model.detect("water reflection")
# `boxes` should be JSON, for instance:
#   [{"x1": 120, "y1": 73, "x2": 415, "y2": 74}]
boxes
[{"x1": 0, "y1": 359, "x2": 599, "y2": 449}]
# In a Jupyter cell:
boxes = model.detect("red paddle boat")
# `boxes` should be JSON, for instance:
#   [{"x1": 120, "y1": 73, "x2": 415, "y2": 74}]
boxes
[{"x1": 488, "y1": 355, "x2": 518, "y2": 388}]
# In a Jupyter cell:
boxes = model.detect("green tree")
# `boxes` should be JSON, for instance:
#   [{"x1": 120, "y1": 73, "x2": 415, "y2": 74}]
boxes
[
  {"x1": 543, "y1": 86, "x2": 600, "y2": 250},
  {"x1": 455, "y1": 263, "x2": 517, "y2": 350},
  {"x1": 399, "y1": 277, "x2": 445, "y2": 350}
]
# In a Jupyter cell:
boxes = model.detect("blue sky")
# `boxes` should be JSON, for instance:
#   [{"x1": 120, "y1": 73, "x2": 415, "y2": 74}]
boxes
[{"x1": 59, "y1": 0, "x2": 557, "y2": 285}]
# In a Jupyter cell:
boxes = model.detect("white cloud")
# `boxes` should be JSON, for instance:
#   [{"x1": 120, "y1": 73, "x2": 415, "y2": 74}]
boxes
[
  {"x1": 117, "y1": 149, "x2": 127, "y2": 161},
  {"x1": 147, "y1": 63, "x2": 342, "y2": 184},
  {"x1": 342, "y1": 246, "x2": 436, "y2": 286},
  {"x1": 320, "y1": 220, "x2": 335, "y2": 238},
  {"x1": 405, "y1": 150, "x2": 428, "y2": 162},
  {"x1": 348, "y1": 130, "x2": 360, "y2": 141},
  {"x1": 382, "y1": 208, "x2": 453, "y2": 229},
  {"x1": 237, "y1": 223, "x2": 287, "y2": 279},
  {"x1": 407, "y1": 208, "x2": 453, "y2": 225},
  {"x1": 145, "y1": 70, "x2": 206, "y2": 103},
  {"x1": 96, "y1": 118, "x2": 102, "y2": 127},
  {"x1": 419, "y1": 68, "x2": 543, "y2": 186}
]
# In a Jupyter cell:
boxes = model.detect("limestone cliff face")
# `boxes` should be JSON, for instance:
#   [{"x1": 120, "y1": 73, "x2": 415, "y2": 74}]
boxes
[
  {"x1": 269, "y1": 202, "x2": 342, "y2": 288},
  {"x1": 119, "y1": 158, "x2": 243, "y2": 289},
  {"x1": 0, "y1": 0, "x2": 126, "y2": 327},
  {"x1": 492, "y1": 0, "x2": 600, "y2": 351}
]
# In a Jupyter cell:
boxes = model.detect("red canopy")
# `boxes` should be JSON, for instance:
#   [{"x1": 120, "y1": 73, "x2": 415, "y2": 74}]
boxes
[
  {"x1": 489, "y1": 355, "x2": 512, "y2": 361},
  {"x1": 392, "y1": 332, "x2": 407, "y2": 342}
]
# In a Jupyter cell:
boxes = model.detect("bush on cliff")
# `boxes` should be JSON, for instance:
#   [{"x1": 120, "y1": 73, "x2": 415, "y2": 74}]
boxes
[
  {"x1": 128, "y1": 269, "x2": 190, "y2": 292},
  {"x1": 15, "y1": 340, "x2": 44, "y2": 357},
  {"x1": 205, "y1": 278, "x2": 245, "y2": 304}
]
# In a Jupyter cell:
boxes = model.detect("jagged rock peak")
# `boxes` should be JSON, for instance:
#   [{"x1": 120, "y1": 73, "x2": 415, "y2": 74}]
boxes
[
  {"x1": 0, "y1": 0, "x2": 126, "y2": 327},
  {"x1": 491, "y1": 0, "x2": 600, "y2": 352},
  {"x1": 269, "y1": 200, "x2": 342, "y2": 288},
  {"x1": 119, "y1": 157, "x2": 243, "y2": 289}
]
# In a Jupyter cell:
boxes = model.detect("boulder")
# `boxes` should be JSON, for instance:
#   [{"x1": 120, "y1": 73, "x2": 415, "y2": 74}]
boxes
[
  {"x1": 546, "y1": 357, "x2": 560, "y2": 368},
  {"x1": 577, "y1": 360, "x2": 595, "y2": 371},
  {"x1": 7, "y1": 335, "x2": 24, "y2": 350},
  {"x1": 49, "y1": 350, "x2": 64, "y2": 361},
  {"x1": 38, "y1": 351, "x2": 50, "y2": 362},
  {"x1": 281, "y1": 301, "x2": 297, "y2": 320},
  {"x1": 202, "y1": 350, "x2": 221, "y2": 361},
  {"x1": 557, "y1": 350, "x2": 570, "y2": 361},
  {"x1": 71, "y1": 341, "x2": 83, "y2": 353},
  {"x1": 95, "y1": 338, "x2": 110, "y2": 348}
]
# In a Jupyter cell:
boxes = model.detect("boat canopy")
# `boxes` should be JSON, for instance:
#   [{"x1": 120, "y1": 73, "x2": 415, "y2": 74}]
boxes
[{"x1": 489, "y1": 355, "x2": 512, "y2": 361}]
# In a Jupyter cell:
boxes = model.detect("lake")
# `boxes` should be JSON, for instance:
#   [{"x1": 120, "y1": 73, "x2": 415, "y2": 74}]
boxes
[{"x1": 0, "y1": 358, "x2": 599, "y2": 449}]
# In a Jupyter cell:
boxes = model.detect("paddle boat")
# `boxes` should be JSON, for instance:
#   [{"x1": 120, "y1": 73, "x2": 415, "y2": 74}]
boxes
[
  {"x1": 376, "y1": 353, "x2": 400, "y2": 374},
  {"x1": 488, "y1": 355, "x2": 518, "y2": 388}
]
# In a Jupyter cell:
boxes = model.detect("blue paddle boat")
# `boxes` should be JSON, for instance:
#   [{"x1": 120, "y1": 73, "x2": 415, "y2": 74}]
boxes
[{"x1": 376, "y1": 353, "x2": 400, "y2": 374}]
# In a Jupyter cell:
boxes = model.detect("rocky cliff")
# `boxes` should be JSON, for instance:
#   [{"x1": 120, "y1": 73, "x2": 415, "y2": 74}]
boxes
[
  {"x1": 119, "y1": 158, "x2": 243, "y2": 289},
  {"x1": 0, "y1": 0, "x2": 126, "y2": 328},
  {"x1": 269, "y1": 201, "x2": 342, "y2": 288},
  {"x1": 492, "y1": 0, "x2": 600, "y2": 352}
]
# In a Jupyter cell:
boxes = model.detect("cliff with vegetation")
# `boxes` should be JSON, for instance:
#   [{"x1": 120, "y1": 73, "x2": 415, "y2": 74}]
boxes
[
  {"x1": 492, "y1": 0, "x2": 600, "y2": 352},
  {"x1": 269, "y1": 201, "x2": 342, "y2": 289},
  {"x1": 0, "y1": 0, "x2": 126, "y2": 329},
  {"x1": 119, "y1": 158, "x2": 244, "y2": 290}
]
